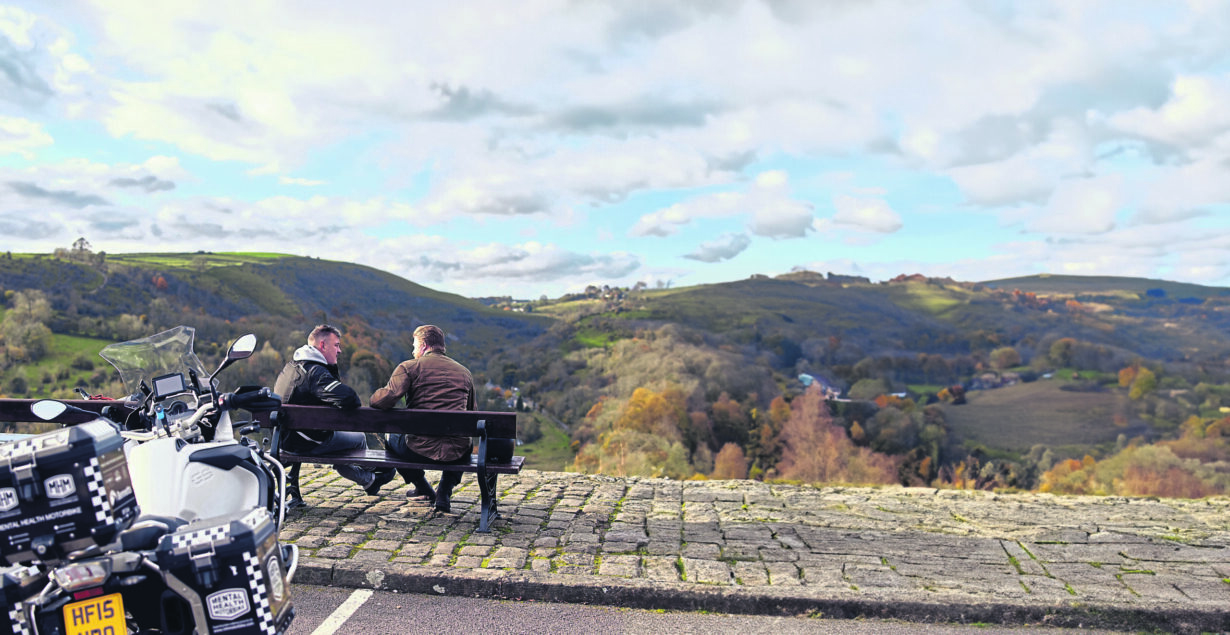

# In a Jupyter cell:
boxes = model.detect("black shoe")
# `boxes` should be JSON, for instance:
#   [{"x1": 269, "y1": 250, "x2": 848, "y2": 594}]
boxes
[
  {"x1": 433, "y1": 491, "x2": 451, "y2": 513},
  {"x1": 285, "y1": 497, "x2": 306, "y2": 511},
  {"x1": 364, "y1": 469, "x2": 396, "y2": 496}
]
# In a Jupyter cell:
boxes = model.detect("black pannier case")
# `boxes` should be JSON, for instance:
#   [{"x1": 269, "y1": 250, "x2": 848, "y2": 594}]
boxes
[
  {"x1": 1, "y1": 563, "x2": 44, "y2": 634},
  {"x1": 0, "y1": 419, "x2": 139, "y2": 564},
  {"x1": 156, "y1": 508, "x2": 294, "y2": 635}
]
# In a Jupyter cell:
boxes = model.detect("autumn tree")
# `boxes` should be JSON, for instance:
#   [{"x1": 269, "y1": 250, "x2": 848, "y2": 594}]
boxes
[
  {"x1": 711, "y1": 443, "x2": 749, "y2": 480},
  {"x1": 1, "y1": 290, "x2": 54, "y2": 363},
  {"x1": 776, "y1": 387, "x2": 899, "y2": 485},
  {"x1": 989, "y1": 346, "x2": 1021, "y2": 370},
  {"x1": 1049, "y1": 337, "x2": 1076, "y2": 367},
  {"x1": 1128, "y1": 367, "x2": 1157, "y2": 400},
  {"x1": 571, "y1": 385, "x2": 693, "y2": 479}
]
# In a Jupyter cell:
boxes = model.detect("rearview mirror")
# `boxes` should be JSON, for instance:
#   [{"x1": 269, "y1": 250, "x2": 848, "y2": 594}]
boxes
[
  {"x1": 228, "y1": 334, "x2": 257, "y2": 360},
  {"x1": 31, "y1": 400, "x2": 68, "y2": 421}
]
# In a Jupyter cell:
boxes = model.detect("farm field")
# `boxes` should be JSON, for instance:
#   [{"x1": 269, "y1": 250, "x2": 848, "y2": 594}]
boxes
[{"x1": 940, "y1": 379, "x2": 1146, "y2": 456}]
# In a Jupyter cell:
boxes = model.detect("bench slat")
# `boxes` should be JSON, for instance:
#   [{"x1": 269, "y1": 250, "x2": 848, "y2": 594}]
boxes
[
  {"x1": 256, "y1": 405, "x2": 517, "y2": 438},
  {"x1": 279, "y1": 449, "x2": 525, "y2": 475}
]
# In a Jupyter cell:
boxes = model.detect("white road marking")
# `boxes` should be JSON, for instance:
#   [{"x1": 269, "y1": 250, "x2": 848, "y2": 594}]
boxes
[{"x1": 310, "y1": 588, "x2": 374, "y2": 635}]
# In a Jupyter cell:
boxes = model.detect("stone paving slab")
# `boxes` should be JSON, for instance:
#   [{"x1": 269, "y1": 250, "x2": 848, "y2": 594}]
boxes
[{"x1": 282, "y1": 466, "x2": 1230, "y2": 633}]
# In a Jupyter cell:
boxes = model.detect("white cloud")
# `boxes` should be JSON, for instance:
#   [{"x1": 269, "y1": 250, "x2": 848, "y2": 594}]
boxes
[
  {"x1": 631, "y1": 170, "x2": 813, "y2": 239},
  {"x1": 386, "y1": 241, "x2": 642, "y2": 291},
  {"x1": 0, "y1": 116, "x2": 53, "y2": 158},
  {"x1": 1134, "y1": 159, "x2": 1230, "y2": 224},
  {"x1": 5, "y1": 1, "x2": 1230, "y2": 297},
  {"x1": 1029, "y1": 175, "x2": 1123, "y2": 234},
  {"x1": 684, "y1": 233, "x2": 750, "y2": 263},
  {"x1": 1109, "y1": 75, "x2": 1230, "y2": 150},
  {"x1": 945, "y1": 119, "x2": 1091, "y2": 206},
  {"x1": 279, "y1": 176, "x2": 326, "y2": 187},
  {"x1": 629, "y1": 191, "x2": 744, "y2": 238},
  {"x1": 749, "y1": 198, "x2": 815, "y2": 239},
  {"x1": 829, "y1": 196, "x2": 903, "y2": 234}
]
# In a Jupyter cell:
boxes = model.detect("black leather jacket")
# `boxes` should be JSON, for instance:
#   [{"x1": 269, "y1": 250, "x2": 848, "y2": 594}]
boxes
[{"x1": 273, "y1": 345, "x2": 360, "y2": 449}]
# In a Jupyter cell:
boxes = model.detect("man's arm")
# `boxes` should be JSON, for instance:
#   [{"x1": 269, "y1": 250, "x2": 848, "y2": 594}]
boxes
[
  {"x1": 309, "y1": 366, "x2": 361, "y2": 409},
  {"x1": 370, "y1": 363, "x2": 411, "y2": 410}
]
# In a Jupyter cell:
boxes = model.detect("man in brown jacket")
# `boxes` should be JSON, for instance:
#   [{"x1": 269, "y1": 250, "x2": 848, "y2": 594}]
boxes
[{"x1": 370, "y1": 324, "x2": 475, "y2": 513}]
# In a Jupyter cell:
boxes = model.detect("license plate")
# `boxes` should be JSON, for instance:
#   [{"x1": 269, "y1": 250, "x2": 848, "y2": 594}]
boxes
[{"x1": 63, "y1": 592, "x2": 125, "y2": 635}]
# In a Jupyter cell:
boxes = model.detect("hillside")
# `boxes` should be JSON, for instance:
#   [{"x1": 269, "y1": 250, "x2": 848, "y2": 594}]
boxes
[
  {"x1": 941, "y1": 378, "x2": 1149, "y2": 454},
  {"x1": 0, "y1": 251, "x2": 548, "y2": 368},
  {"x1": 5, "y1": 254, "x2": 1230, "y2": 494}
]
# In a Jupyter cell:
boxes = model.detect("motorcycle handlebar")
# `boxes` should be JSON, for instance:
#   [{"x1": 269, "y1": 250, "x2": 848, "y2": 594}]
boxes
[{"x1": 217, "y1": 387, "x2": 282, "y2": 412}]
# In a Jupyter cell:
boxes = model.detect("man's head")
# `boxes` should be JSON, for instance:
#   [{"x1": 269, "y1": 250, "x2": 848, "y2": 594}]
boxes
[
  {"x1": 413, "y1": 325, "x2": 446, "y2": 357},
  {"x1": 308, "y1": 324, "x2": 343, "y2": 365}
]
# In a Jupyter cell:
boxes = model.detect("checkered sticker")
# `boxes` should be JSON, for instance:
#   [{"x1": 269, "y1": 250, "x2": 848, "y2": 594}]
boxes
[
  {"x1": 244, "y1": 550, "x2": 276, "y2": 634},
  {"x1": 0, "y1": 430, "x2": 68, "y2": 460},
  {"x1": 8, "y1": 606, "x2": 30, "y2": 635},
  {"x1": 169, "y1": 523, "x2": 231, "y2": 550},
  {"x1": 83, "y1": 458, "x2": 111, "y2": 523},
  {"x1": 240, "y1": 507, "x2": 269, "y2": 530}
]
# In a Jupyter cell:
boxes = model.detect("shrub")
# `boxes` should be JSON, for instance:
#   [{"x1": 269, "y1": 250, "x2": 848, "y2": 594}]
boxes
[{"x1": 70, "y1": 354, "x2": 94, "y2": 371}]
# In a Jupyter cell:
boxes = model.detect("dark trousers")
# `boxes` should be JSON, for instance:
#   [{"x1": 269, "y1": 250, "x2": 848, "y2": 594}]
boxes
[
  {"x1": 386, "y1": 434, "x2": 468, "y2": 494},
  {"x1": 284, "y1": 431, "x2": 374, "y2": 496}
]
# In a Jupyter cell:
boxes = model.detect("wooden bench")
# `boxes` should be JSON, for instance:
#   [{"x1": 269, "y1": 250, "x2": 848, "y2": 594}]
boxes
[{"x1": 256, "y1": 405, "x2": 522, "y2": 532}]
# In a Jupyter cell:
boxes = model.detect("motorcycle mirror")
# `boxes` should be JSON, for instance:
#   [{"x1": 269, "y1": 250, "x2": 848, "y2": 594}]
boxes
[
  {"x1": 31, "y1": 400, "x2": 68, "y2": 421},
  {"x1": 210, "y1": 333, "x2": 260, "y2": 392},
  {"x1": 228, "y1": 334, "x2": 257, "y2": 360}
]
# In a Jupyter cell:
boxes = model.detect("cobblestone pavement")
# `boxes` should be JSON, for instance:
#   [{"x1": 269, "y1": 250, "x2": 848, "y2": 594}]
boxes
[{"x1": 282, "y1": 466, "x2": 1230, "y2": 633}]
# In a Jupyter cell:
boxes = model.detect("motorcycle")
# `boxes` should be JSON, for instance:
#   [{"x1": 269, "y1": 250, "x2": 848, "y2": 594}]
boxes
[
  {"x1": 2, "y1": 327, "x2": 296, "y2": 634},
  {"x1": 97, "y1": 326, "x2": 289, "y2": 529}
]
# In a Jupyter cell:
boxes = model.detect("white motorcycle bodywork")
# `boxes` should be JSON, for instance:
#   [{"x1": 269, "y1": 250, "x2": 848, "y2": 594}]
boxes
[{"x1": 124, "y1": 436, "x2": 266, "y2": 523}]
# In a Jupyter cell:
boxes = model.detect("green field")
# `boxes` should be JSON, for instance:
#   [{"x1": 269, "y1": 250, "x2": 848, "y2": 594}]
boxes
[
  {"x1": 109, "y1": 252, "x2": 289, "y2": 269},
  {"x1": 941, "y1": 379, "x2": 1144, "y2": 457},
  {"x1": 1, "y1": 333, "x2": 117, "y2": 399},
  {"x1": 516, "y1": 414, "x2": 574, "y2": 471}
]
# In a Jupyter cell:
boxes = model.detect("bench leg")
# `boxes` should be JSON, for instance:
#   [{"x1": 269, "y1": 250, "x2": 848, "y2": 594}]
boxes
[{"x1": 477, "y1": 472, "x2": 500, "y2": 533}]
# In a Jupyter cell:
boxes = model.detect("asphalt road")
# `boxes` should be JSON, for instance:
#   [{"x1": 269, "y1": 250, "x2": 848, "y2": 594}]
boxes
[{"x1": 286, "y1": 584, "x2": 1124, "y2": 635}]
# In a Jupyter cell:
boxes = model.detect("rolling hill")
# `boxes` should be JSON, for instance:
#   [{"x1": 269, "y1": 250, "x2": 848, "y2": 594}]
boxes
[{"x1": 5, "y1": 253, "x2": 1230, "y2": 480}]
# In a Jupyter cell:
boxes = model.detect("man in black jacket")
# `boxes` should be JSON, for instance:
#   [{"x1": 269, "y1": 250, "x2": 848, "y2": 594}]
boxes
[{"x1": 274, "y1": 325, "x2": 394, "y2": 509}]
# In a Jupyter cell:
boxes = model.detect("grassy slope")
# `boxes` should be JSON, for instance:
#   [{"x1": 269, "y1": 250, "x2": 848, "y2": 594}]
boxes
[
  {"x1": 981, "y1": 274, "x2": 1228, "y2": 299},
  {"x1": 940, "y1": 379, "x2": 1146, "y2": 456},
  {"x1": 515, "y1": 414, "x2": 575, "y2": 471},
  {"x1": 1, "y1": 332, "x2": 116, "y2": 399}
]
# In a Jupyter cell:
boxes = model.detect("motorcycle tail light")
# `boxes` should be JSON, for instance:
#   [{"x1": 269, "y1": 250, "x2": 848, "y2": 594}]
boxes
[{"x1": 52, "y1": 560, "x2": 111, "y2": 592}]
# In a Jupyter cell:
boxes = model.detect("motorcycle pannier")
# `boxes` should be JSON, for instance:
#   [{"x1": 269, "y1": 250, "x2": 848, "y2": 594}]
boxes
[
  {"x1": 155, "y1": 508, "x2": 294, "y2": 635},
  {"x1": 1, "y1": 563, "x2": 44, "y2": 634},
  {"x1": 0, "y1": 420, "x2": 140, "y2": 564}
]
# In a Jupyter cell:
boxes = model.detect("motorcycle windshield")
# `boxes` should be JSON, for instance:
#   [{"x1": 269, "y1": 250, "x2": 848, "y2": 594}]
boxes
[{"x1": 98, "y1": 326, "x2": 210, "y2": 398}]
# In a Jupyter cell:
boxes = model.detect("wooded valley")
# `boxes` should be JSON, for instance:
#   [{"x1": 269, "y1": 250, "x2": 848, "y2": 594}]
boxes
[{"x1": 3, "y1": 247, "x2": 1230, "y2": 498}]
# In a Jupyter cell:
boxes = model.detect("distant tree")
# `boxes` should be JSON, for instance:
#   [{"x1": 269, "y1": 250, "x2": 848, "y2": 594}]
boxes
[
  {"x1": 1049, "y1": 337, "x2": 1076, "y2": 367},
  {"x1": 989, "y1": 346, "x2": 1021, "y2": 370},
  {"x1": 711, "y1": 443, "x2": 749, "y2": 480},
  {"x1": 710, "y1": 392, "x2": 749, "y2": 447},
  {"x1": 1129, "y1": 367, "x2": 1157, "y2": 400},
  {"x1": 848, "y1": 378, "x2": 889, "y2": 401},
  {"x1": 7, "y1": 376, "x2": 28, "y2": 395},
  {"x1": 776, "y1": 387, "x2": 899, "y2": 485}
]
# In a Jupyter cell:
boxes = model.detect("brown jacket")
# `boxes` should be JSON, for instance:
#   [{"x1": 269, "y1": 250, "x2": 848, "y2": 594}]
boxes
[{"x1": 370, "y1": 351, "x2": 475, "y2": 461}]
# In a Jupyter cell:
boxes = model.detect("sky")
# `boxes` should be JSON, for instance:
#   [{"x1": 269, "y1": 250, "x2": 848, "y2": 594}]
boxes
[{"x1": 2, "y1": 1, "x2": 1230, "y2": 299}]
